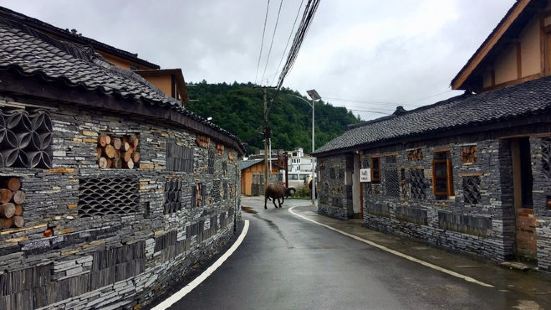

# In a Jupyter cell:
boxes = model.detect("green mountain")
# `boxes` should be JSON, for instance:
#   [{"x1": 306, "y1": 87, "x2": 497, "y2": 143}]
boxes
[{"x1": 187, "y1": 81, "x2": 361, "y2": 154}]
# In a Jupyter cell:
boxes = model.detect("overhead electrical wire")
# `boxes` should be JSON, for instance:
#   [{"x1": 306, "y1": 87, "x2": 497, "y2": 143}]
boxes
[
  {"x1": 275, "y1": 0, "x2": 321, "y2": 90},
  {"x1": 255, "y1": 0, "x2": 271, "y2": 84},
  {"x1": 260, "y1": 0, "x2": 285, "y2": 85},
  {"x1": 271, "y1": 0, "x2": 305, "y2": 85}
]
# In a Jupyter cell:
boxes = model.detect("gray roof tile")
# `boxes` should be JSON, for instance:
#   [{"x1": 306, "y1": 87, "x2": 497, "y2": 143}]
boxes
[{"x1": 315, "y1": 77, "x2": 551, "y2": 155}]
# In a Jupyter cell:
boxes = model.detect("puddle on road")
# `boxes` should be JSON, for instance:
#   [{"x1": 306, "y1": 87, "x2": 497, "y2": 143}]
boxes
[{"x1": 241, "y1": 206, "x2": 257, "y2": 214}]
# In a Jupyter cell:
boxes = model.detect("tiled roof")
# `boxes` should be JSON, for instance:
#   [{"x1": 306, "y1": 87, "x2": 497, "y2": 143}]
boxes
[
  {"x1": 315, "y1": 76, "x2": 551, "y2": 155},
  {"x1": 240, "y1": 159, "x2": 264, "y2": 171},
  {"x1": 0, "y1": 15, "x2": 243, "y2": 151}
]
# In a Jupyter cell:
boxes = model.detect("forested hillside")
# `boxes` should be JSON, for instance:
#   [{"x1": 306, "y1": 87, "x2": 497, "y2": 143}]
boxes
[{"x1": 187, "y1": 81, "x2": 361, "y2": 154}]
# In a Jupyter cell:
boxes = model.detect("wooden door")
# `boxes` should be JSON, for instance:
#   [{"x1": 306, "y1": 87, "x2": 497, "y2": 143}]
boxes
[{"x1": 511, "y1": 138, "x2": 537, "y2": 260}]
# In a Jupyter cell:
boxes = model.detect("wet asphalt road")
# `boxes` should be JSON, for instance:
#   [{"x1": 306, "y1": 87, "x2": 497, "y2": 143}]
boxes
[{"x1": 169, "y1": 198, "x2": 520, "y2": 310}]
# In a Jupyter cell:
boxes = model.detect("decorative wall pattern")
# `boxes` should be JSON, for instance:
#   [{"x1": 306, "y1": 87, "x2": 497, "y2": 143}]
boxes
[
  {"x1": 0, "y1": 109, "x2": 53, "y2": 168},
  {"x1": 78, "y1": 176, "x2": 140, "y2": 217}
]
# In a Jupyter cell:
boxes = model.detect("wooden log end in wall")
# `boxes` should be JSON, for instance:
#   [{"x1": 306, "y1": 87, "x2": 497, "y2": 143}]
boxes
[
  {"x1": 98, "y1": 134, "x2": 109, "y2": 147},
  {"x1": 0, "y1": 217, "x2": 13, "y2": 229},
  {"x1": 96, "y1": 147, "x2": 102, "y2": 160},
  {"x1": 129, "y1": 134, "x2": 139, "y2": 148},
  {"x1": 104, "y1": 145, "x2": 116, "y2": 159},
  {"x1": 0, "y1": 189, "x2": 13, "y2": 204},
  {"x1": 13, "y1": 191, "x2": 25, "y2": 204},
  {"x1": 0, "y1": 203, "x2": 16, "y2": 218},
  {"x1": 6, "y1": 177, "x2": 21, "y2": 191},
  {"x1": 13, "y1": 215, "x2": 24, "y2": 228},
  {"x1": 132, "y1": 152, "x2": 140, "y2": 163},
  {"x1": 106, "y1": 158, "x2": 113, "y2": 168},
  {"x1": 123, "y1": 150, "x2": 132, "y2": 163},
  {"x1": 113, "y1": 138, "x2": 122, "y2": 150},
  {"x1": 113, "y1": 158, "x2": 122, "y2": 169},
  {"x1": 98, "y1": 157, "x2": 108, "y2": 169},
  {"x1": 14, "y1": 204, "x2": 23, "y2": 216},
  {"x1": 125, "y1": 158, "x2": 134, "y2": 169},
  {"x1": 122, "y1": 142, "x2": 130, "y2": 152}
]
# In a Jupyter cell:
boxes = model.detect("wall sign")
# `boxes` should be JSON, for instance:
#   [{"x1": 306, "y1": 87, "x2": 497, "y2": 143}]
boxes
[{"x1": 360, "y1": 168, "x2": 371, "y2": 183}]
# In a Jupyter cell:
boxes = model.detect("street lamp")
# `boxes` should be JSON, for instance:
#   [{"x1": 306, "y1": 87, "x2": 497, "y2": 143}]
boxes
[{"x1": 306, "y1": 90, "x2": 321, "y2": 207}]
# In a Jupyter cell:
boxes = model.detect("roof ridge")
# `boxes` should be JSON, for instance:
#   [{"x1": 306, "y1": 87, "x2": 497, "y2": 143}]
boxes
[
  {"x1": 347, "y1": 92, "x2": 472, "y2": 130},
  {"x1": 0, "y1": 5, "x2": 160, "y2": 69}
]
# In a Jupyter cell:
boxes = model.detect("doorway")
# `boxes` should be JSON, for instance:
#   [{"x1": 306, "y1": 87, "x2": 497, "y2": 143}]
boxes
[{"x1": 511, "y1": 138, "x2": 537, "y2": 261}]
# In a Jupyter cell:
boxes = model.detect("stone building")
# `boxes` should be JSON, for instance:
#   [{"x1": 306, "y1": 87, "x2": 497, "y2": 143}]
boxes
[
  {"x1": 314, "y1": 0, "x2": 551, "y2": 271},
  {"x1": 0, "y1": 7, "x2": 244, "y2": 310}
]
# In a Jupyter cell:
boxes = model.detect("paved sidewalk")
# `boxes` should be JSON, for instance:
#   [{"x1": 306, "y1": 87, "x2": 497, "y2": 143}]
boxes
[{"x1": 290, "y1": 204, "x2": 551, "y2": 309}]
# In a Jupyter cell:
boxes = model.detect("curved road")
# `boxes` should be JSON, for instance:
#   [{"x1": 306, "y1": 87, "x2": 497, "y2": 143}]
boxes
[{"x1": 169, "y1": 197, "x2": 521, "y2": 310}]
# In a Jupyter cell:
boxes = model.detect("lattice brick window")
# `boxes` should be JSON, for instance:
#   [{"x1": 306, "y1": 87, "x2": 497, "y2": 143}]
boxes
[
  {"x1": 384, "y1": 167, "x2": 400, "y2": 198},
  {"x1": 0, "y1": 177, "x2": 26, "y2": 229},
  {"x1": 166, "y1": 140, "x2": 194, "y2": 172},
  {"x1": 97, "y1": 134, "x2": 140, "y2": 169},
  {"x1": 78, "y1": 176, "x2": 139, "y2": 217},
  {"x1": 208, "y1": 149, "x2": 215, "y2": 174},
  {"x1": 461, "y1": 145, "x2": 477, "y2": 164},
  {"x1": 0, "y1": 109, "x2": 53, "y2": 168},
  {"x1": 462, "y1": 176, "x2": 481, "y2": 205},
  {"x1": 164, "y1": 179, "x2": 183, "y2": 214},
  {"x1": 212, "y1": 180, "x2": 221, "y2": 203},
  {"x1": 410, "y1": 169, "x2": 426, "y2": 200},
  {"x1": 541, "y1": 138, "x2": 551, "y2": 179},
  {"x1": 407, "y1": 148, "x2": 423, "y2": 161}
]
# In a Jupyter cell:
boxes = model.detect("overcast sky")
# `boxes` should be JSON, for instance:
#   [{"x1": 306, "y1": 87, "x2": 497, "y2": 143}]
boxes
[{"x1": 2, "y1": 0, "x2": 514, "y2": 120}]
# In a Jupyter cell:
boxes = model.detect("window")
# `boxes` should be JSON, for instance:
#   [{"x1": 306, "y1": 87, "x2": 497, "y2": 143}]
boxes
[
  {"x1": 370, "y1": 157, "x2": 381, "y2": 184},
  {"x1": 462, "y1": 176, "x2": 481, "y2": 205},
  {"x1": 432, "y1": 151, "x2": 454, "y2": 199},
  {"x1": 384, "y1": 156, "x2": 399, "y2": 197}
]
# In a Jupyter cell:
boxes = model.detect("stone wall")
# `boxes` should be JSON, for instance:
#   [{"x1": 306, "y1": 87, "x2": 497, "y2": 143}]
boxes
[
  {"x1": 0, "y1": 97, "x2": 242, "y2": 309},
  {"x1": 317, "y1": 155, "x2": 353, "y2": 219}
]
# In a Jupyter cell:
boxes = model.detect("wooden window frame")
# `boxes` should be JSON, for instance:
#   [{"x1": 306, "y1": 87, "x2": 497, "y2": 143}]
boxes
[
  {"x1": 432, "y1": 151, "x2": 454, "y2": 199},
  {"x1": 370, "y1": 157, "x2": 381, "y2": 184}
]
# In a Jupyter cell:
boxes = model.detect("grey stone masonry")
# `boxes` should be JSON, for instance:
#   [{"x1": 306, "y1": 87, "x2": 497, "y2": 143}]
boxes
[{"x1": 0, "y1": 96, "x2": 242, "y2": 310}]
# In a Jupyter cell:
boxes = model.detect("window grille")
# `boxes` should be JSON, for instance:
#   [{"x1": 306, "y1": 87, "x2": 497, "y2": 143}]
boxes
[
  {"x1": 462, "y1": 176, "x2": 481, "y2": 205},
  {"x1": 384, "y1": 167, "x2": 400, "y2": 198},
  {"x1": 0, "y1": 109, "x2": 53, "y2": 168},
  {"x1": 78, "y1": 176, "x2": 139, "y2": 217},
  {"x1": 410, "y1": 169, "x2": 426, "y2": 200},
  {"x1": 541, "y1": 138, "x2": 551, "y2": 179},
  {"x1": 166, "y1": 140, "x2": 193, "y2": 172},
  {"x1": 164, "y1": 179, "x2": 183, "y2": 214}
]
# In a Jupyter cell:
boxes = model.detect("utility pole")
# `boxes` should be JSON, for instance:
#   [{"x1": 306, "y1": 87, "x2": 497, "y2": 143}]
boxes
[{"x1": 263, "y1": 88, "x2": 269, "y2": 191}]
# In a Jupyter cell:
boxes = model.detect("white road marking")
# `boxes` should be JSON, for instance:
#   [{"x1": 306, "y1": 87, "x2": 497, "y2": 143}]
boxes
[
  {"x1": 152, "y1": 220, "x2": 250, "y2": 310},
  {"x1": 288, "y1": 207, "x2": 494, "y2": 288}
]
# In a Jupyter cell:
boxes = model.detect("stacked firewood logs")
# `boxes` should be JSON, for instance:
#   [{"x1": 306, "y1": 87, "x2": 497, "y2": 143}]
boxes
[
  {"x1": 96, "y1": 134, "x2": 140, "y2": 169},
  {"x1": 0, "y1": 109, "x2": 53, "y2": 168},
  {"x1": 0, "y1": 177, "x2": 25, "y2": 229}
]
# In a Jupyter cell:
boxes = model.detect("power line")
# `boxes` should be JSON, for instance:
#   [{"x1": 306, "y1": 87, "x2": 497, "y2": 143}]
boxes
[
  {"x1": 276, "y1": 0, "x2": 321, "y2": 90},
  {"x1": 271, "y1": 0, "x2": 305, "y2": 85},
  {"x1": 255, "y1": 0, "x2": 271, "y2": 84},
  {"x1": 260, "y1": 0, "x2": 285, "y2": 84}
]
